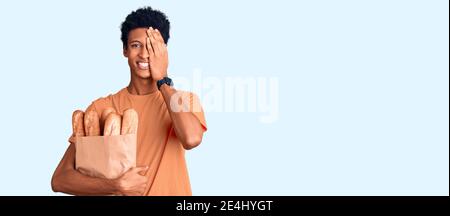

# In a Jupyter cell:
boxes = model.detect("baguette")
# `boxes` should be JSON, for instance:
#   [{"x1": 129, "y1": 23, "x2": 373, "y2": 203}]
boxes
[
  {"x1": 100, "y1": 107, "x2": 116, "y2": 133},
  {"x1": 72, "y1": 110, "x2": 85, "y2": 137},
  {"x1": 121, "y1": 108, "x2": 138, "y2": 135},
  {"x1": 104, "y1": 113, "x2": 122, "y2": 136},
  {"x1": 84, "y1": 110, "x2": 101, "y2": 136}
]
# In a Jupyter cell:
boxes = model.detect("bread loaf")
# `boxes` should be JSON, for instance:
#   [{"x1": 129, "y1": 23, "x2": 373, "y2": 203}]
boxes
[
  {"x1": 121, "y1": 108, "x2": 138, "y2": 135},
  {"x1": 104, "y1": 113, "x2": 122, "y2": 136},
  {"x1": 72, "y1": 110, "x2": 85, "y2": 137},
  {"x1": 84, "y1": 110, "x2": 101, "y2": 136},
  {"x1": 100, "y1": 107, "x2": 116, "y2": 132}
]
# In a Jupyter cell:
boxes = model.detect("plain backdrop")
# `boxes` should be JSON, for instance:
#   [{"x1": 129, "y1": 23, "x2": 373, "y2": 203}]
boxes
[{"x1": 0, "y1": 0, "x2": 448, "y2": 195}]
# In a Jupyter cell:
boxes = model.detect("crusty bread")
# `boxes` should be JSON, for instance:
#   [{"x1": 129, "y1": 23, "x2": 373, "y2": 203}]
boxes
[
  {"x1": 84, "y1": 110, "x2": 101, "y2": 136},
  {"x1": 121, "y1": 108, "x2": 138, "y2": 135},
  {"x1": 104, "y1": 113, "x2": 122, "y2": 136},
  {"x1": 72, "y1": 110, "x2": 85, "y2": 137},
  {"x1": 100, "y1": 107, "x2": 116, "y2": 133}
]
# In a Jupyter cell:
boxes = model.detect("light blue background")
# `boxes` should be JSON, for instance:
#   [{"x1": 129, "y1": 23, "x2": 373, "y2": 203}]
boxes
[{"x1": 0, "y1": 0, "x2": 448, "y2": 195}]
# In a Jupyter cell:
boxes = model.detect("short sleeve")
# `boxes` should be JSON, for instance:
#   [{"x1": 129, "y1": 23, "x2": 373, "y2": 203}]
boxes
[{"x1": 189, "y1": 93, "x2": 207, "y2": 131}]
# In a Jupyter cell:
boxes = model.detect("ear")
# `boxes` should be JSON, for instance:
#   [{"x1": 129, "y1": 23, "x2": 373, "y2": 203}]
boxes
[{"x1": 123, "y1": 46, "x2": 128, "y2": 58}]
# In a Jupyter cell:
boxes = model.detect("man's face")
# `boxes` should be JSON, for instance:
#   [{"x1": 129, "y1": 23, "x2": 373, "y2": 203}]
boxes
[{"x1": 123, "y1": 28, "x2": 151, "y2": 80}]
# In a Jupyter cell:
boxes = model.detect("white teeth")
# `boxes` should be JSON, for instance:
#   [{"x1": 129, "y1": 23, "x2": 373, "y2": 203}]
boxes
[
  {"x1": 138, "y1": 62, "x2": 149, "y2": 67},
  {"x1": 137, "y1": 62, "x2": 149, "y2": 70}
]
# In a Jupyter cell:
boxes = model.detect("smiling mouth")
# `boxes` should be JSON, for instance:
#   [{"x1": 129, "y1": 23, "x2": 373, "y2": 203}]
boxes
[{"x1": 137, "y1": 62, "x2": 149, "y2": 70}]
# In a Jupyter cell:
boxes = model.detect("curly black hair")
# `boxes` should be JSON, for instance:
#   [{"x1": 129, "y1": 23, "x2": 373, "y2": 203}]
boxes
[{"x1": 120, "y1": 6, "x2": 170, "y2": 48}]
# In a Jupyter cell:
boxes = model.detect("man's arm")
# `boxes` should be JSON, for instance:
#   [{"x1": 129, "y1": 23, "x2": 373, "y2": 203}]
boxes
[
  {"x1": 146, "y1": 27, "x2": 206, "y2": 150},
  {"x1": 160, "y1": 85, "x2": 205, "y2": 150},
  {"x1": 51, "y1": 141, "x2": 148, "y2": 196}
]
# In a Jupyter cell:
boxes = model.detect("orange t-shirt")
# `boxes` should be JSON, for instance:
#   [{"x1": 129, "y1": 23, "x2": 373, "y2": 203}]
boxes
[{"x1": 73, "y1": 87, "x2": 207, "y2": 195}]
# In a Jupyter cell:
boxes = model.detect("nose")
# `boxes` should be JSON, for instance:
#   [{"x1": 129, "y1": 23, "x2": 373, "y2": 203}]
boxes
[{"x1": 138, "y1": 46, "x2": 149, "y2": 59}]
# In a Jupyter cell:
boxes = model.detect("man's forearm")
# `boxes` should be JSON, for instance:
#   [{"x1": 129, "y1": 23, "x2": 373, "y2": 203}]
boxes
[
  {"x1": 159, "y1": 84, "x2": 204, "y2": 149},
  {"x1": 52, "y1": 169, "x2": 118, "y2": 196}
]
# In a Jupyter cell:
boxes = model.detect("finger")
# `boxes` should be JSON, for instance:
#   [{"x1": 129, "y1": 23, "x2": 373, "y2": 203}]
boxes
[
  {"x1": 146, "y1": 27, "x2": 152, "y2": 37},
  {"x1": 146, "y1": 27, "x2": 154, "y2": 41},
  {"x1": 154, "y1": 29, "x2": 165, "y2": 44},
  {"x1": 129, "y1": 166, "x2": 146, "y2": 173},
  {"x1": 157, "y1": 42, "x2": 166, "y2": 56},
  {"x1": 153, "y1": 29, "x2": 165, "y2": 49},
  {"x1": 146, "y1": 36, "x2": 154, "y2": 56},
  {"x1": 149, "y1": 30, "x2": 161, "y2": 55},
  {"x1": 153, "y1": 29, "x2": 167, "y2": 56},
  {"x1": 152, "y1": 30, "x2": 164, "y2": 47},
  {"x1": 134, "y1": 166, "x2": 149, "y2": 173},
  {"x1": 146, "y1": 27, "x2": 155, "y2": 55},
  {"x1": 140, "y1": 183, "x2": 147, "y2": 193},
  {"x1": 136, "y1": 166, "x2": 149, "y2": 170},
  {"x1": 141, "y1": 183, "x2": 147, "y2": 189}
]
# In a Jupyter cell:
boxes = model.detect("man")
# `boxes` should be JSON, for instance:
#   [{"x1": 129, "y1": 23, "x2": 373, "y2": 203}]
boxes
[{"x1": 51, "y1": 6, "x2": 207, "y2": 196}]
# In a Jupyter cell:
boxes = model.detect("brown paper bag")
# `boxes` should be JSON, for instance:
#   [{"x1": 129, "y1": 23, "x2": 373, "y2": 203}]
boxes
[{"x1": 75, "y1": 134, "x2": 137, "y2": 179}]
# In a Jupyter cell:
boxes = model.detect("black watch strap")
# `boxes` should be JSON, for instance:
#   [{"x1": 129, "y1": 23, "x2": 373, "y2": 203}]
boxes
[{"x1": 157, "y1": 77, "x2": 173, "y2": 90}]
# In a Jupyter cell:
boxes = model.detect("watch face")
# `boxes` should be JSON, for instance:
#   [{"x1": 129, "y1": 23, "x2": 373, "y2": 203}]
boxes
[{"x1": 158, "y1": 77, "x2": 173, "y2": 89}]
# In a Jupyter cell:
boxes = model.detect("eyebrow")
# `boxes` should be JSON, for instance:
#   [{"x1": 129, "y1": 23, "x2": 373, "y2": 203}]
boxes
[{"x1": 129, "y1": 40, "x2": 143, "y2": 44}]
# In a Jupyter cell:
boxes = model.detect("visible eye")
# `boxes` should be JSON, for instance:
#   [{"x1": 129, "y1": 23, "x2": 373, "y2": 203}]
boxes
[{"x1": 130, "y1": 43, "x2": 142, "y2": 48}]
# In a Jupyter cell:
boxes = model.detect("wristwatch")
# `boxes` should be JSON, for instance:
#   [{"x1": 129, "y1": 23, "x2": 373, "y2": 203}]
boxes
[{"x1": 157, "y1": 77, "x2": 174, "y2": 90}]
